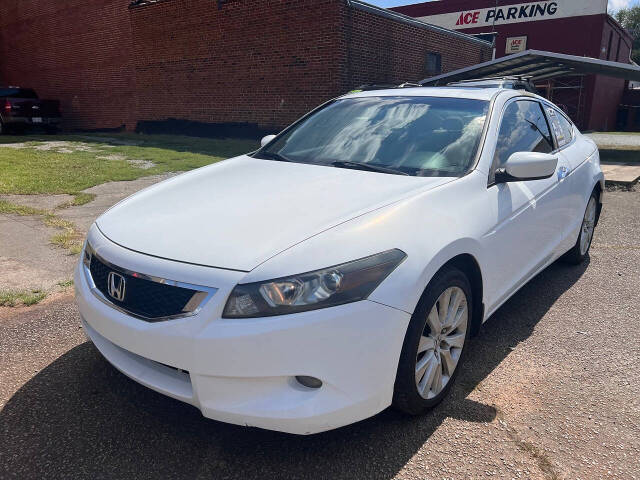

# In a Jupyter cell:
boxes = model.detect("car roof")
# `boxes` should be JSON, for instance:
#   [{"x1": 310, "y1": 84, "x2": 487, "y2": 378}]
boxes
[{"x1": 341, "y1": 86, "x2": 509, "y2": 101}]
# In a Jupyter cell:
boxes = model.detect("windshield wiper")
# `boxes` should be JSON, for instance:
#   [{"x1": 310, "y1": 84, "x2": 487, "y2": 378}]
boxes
[
  {"x1": 332, "y1": 160, "x2": 409, "y2": 176},
  {"x1": 255, "y1": 151, "x2": 293, "y2": 162}
]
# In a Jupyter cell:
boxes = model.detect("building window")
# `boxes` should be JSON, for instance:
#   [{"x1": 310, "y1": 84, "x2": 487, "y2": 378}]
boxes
[{"x1": 426, "y1": 52, "x2": 442, "y2": 76}]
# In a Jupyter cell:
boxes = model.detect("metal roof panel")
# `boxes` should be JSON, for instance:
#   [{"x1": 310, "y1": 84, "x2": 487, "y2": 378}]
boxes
[{"x1": 421, "y1": 50, "x2": 640, "y2": 85}]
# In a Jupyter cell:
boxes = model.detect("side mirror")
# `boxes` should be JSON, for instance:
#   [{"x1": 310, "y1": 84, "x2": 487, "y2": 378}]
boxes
[
  {"x1": 495, "y1": 152, "x2": 558, "y2": 183},
  {"x1": 260, "y1": 134, "x2": 277, "y2": 147}
]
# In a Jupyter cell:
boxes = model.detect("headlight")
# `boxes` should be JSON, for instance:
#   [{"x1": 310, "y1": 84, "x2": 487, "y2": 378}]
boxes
[{"x1": 222, "y1": 249, "x2": 406, "y2": 318}]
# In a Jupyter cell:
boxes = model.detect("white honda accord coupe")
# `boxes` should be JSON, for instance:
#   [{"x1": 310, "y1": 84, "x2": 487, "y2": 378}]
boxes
[{"x1": 75, "y1": 86, "x2": 603, "y2": 435}]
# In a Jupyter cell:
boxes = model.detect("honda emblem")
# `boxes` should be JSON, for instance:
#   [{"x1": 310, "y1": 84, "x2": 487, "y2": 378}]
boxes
[{"x1": 107, "y1": 271, "x2": 126, "y2": 301}]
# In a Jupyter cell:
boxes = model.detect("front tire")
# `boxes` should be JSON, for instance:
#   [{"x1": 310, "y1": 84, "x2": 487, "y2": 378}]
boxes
[
  {"x1": 563, "y1": 193, "x2": 598, "y2": 265},
  {"x1": 393, "y1": 267, "x2": 472, "y2": 415}
]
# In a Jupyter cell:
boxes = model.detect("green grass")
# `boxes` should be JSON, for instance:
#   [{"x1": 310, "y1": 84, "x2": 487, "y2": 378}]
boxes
[
  {"x1": 44, "y1": 214, "x2": 84, "y2": 254},
  {"x1": 0, "y1": 289, "x2": 47, "y2": 307},
  {"x1": 62, "y1": 193, "x2": 97, "y2": 208},
  {"x1": 0, "y1": 133, "x2": 258, "y2": 195},
  {"x1": 0, "y1": 200, "x2": 44, "y2": 216}
]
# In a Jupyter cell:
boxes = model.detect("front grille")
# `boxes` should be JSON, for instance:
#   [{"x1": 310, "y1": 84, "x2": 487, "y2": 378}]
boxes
[{"x1": 89, "y1": 255, "x2": 200, "y2": 321}]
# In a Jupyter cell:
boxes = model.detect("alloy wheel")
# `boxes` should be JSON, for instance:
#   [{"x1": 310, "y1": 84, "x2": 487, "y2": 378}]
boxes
[
  {"x1": 580, "y1": 197, "x2": 597, "y2": 256},
  {"x1": 415, "y1": 286, "x2": 468, "y2": 399}
]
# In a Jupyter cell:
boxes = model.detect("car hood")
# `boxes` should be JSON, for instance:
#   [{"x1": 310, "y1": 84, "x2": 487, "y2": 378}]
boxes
[{"x1": 96, "y1": 155, "x2": 453, "y2": 271}]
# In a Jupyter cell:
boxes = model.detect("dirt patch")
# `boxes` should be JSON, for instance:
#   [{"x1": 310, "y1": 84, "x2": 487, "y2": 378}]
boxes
[
  {"x1": 127, "y1": 159, "x2": 155, "y2": 169},
  {"x1": 0, "y1": 142, "x2": 32, "y2": 149},
  {"x1": 97, "y1": 153, "x2": 156, "y2": 169},
  {"x1": 97, "y1": 154, "x2": 127, "y2": 161},
  {"x1": 77, "y1": 135, "x2": 141, "y2": 146},
  {"x1": 1, "y1": 141, "x2": 101, "y2": 153},
  {"x1": 37, "y1": 141, "x2": 99, "y2": 152}
]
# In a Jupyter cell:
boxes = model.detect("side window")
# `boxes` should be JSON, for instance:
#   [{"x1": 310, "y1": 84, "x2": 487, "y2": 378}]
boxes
[
  {"x1": 547, "y1": 107, "x2": 574, "y2": 148},
  {"x1": 492, "y1": 100, "x2": 554, "y2": 178}
]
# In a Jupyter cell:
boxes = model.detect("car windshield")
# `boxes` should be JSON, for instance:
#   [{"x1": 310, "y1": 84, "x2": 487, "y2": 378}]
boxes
[{"x1": 255, "y1": 96, "x2": 489, "y2": 177}]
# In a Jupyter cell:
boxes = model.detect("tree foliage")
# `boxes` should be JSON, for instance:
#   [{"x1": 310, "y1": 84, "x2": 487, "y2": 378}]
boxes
[{"x1": 615, "y1": 6, "x2": 640, "y2": 64}]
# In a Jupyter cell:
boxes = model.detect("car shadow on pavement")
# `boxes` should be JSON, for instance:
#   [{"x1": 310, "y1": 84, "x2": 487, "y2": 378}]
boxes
[{"x1": 0, "y1": 260, "x2": 589, "y2": 480}]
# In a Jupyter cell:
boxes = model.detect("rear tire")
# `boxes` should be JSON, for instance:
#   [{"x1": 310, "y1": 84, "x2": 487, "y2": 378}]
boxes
[
  {"x1": 563, "y1": 192, "x2": 598, "y2": 265},
  {"x1": 393, "y1": 267, "x2": 472, "y2": 415}
]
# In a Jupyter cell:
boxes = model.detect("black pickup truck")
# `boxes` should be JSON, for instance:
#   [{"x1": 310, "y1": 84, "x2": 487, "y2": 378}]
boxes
[{"x1": 0, "y1": 87, "x2": 61, "y2": 134}]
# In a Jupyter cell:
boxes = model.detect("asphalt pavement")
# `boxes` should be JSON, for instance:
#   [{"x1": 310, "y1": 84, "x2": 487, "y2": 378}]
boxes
[{"x1": 1, "y1": 189, "x2": 638, "y2": 480}]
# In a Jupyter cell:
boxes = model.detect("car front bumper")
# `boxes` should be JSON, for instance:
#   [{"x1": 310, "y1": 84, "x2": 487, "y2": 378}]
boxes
[{"x1": 75, "y1": 226, "x2": 411, "y2": 434}]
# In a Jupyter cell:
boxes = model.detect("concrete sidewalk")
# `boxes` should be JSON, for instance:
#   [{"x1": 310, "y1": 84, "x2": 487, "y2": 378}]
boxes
[
  {"x1": 0, "y1": 174, "x2": 174, "y2": 292},
  {"x1": 601, "y1": 162, "x2": 640, "y2": 185},
  {"x1": 585, "y1": 133, "x2": 640, "y2": 185},
  {"x1": 587, "y1": 132, "x2": 640, "y2": 149}
]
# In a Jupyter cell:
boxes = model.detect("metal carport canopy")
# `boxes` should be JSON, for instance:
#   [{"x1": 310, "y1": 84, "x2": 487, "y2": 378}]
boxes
[{"x1": 420, "y1": 49, "x2": 640, "y2": 85}]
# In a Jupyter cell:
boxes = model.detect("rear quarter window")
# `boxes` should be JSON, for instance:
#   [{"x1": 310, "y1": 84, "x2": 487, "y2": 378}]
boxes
[{"x1": 547, "y1": 107, "x2": 573, "y2": 148}]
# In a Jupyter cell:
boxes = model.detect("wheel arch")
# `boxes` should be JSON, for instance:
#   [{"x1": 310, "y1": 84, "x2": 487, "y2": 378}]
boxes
[
  {"x1": 592, "y1": 181, "x2": 603, "y2": 226},
  {"x1": 417, "y1": 251, "x2": 485, "y2": 338},
  {"x1": 437, "y1": 254, "x2": 484, "y2": 337}
]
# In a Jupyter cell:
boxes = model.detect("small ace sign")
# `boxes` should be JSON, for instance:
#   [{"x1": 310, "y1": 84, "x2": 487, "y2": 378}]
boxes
[{"x1": 506, "y1": 36, "x2": 528, "y2": 54}]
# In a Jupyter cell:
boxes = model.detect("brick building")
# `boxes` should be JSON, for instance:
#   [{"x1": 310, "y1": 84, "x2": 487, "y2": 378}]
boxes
[{"x1": 0, "y1": 0, "x2": 491, "y2": 133}]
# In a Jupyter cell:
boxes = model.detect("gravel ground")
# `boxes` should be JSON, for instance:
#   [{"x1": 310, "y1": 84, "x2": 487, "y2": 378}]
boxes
[{"x1": 1, "y1": 190, "x2": 639, "y2": 480}]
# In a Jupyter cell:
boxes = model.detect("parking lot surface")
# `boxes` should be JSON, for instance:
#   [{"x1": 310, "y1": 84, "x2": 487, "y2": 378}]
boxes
[{"x1": 1, "y1": 189, "x2": 639, "y2": 480}]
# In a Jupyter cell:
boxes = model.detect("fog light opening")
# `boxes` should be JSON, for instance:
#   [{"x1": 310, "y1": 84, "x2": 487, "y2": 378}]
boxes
[{"x1": 295, "y1": 375, "x2": 323, "y2": 389}]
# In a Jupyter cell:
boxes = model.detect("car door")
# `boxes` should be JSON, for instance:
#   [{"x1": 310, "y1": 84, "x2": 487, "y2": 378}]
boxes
[
  {"x1": 482, "y1": 98, "x2": 572, "y2": 314},
  {"x1": 545, "y1": 105, "x2": 593, "y2": 252}
]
